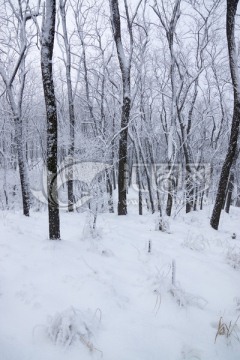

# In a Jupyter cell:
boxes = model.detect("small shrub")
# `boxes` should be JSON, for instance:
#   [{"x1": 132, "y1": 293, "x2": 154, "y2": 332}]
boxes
[
  {"x1": 152, "y1": 262, "x2": 207, "y2": 310},
  {"x1": 169, "y1": 286, "x2": 207, "y2": 309},
  {"x1": 82, "y1": 210, "x2": 102, "y2": 240},
  {"x1": 155, "y1": 216, "x2": 170, "y2": 233},
  {"x1": 226, "y1": 246, "x2": 240, "y2": 270},
  {"x1": 169, "y1": 260, "x2": 207, "y2": 309},
  {"x1": 46, "y1": 307, "x2": 101, "y2": 353},
  {"x1": 182, "y1": 233, "x2": 209, "y2": 252}
]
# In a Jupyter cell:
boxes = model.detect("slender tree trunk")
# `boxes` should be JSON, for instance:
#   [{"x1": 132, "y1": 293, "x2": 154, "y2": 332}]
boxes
[
  {"x1": 0, "y1": 49, "x2": 30, "y2": 216},
  {"x1": 109, "y1": 0, "x2": 133, "y2": 215},
  {"x1": 193, "y1": 186, "x2": 198, "y2": 211},
  {"x1": 7, "y1": 85, "x2": 30, "y2": 216},
  {"x1": 106, "y1": 169, "x2": 114, "y2": 213},
  {"x1": 221, "y1": 175, "x2": 229, "y2": 210},
  {"x1": 225, "y1": 172, "x2": 234, "y2": 214},
  {"x1": 200, "y1": 190, "x2": 204, "y2": 210},
  {"x1": 41, "y1": 0, "x2": 60, "y2": 240},
  {"x1": 118, "y1": 96, "x2": 130, "y2": 214},
  {"x1": 15, "y1": 116, "x2": 30, "y2": 216},
  {"x1": 137, "y1": 165, "x2": 143, "y2": 215},
  {"x1": 132, "y1": 129, "x2": 155, "y2": 214},
  {"x1": 211, "y1": 0, "x2": 240, "y2": 230},
  {"x1": 60, "y1": 0, "x2": 75, "y2": 212},
  {"x1": 186, "y1": 172, "x2": 194, "y2": 213},
  {"x1": 166, "y1": 181, "x2": 173, "y2": 216},
  {"x1": 111, "y1": 112, "x2": 116, "y2": 190}
]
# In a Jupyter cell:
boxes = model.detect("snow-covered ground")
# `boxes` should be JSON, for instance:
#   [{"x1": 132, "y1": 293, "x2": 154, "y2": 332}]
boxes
[{"x1": 0, "y1": 204, "x2": 240, "y2": 360}]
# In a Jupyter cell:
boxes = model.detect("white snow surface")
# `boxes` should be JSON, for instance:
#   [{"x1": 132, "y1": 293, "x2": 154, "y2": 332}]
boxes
[{"x1": 0, "y1": 204, "x2": 240, "y2": 360}]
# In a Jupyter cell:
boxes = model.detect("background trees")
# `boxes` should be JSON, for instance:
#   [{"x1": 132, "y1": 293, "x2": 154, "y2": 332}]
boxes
[
  {"x1": 0, "y1": 0, "x2": 38, "y2": 216},
  {"x1": 109, "y1": 0, "x2": 145, "y2": 215},
  {"x1": 0, "y1": 0, "x2": 239, "y2": 232}
]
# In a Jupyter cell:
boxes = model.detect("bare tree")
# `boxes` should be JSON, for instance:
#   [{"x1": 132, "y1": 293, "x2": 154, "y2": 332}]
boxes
[
  {"x1": 41, "y1": 0, "x2": 60, "y2": 239},
  {"x1": 59, "y1": 0, "x2": 75, "y2": 212},
  {"x1": 109, "y1": 0, "x2": 143, "y2": 215},
  {"x1": 0, "y1": 0, "x2": 40, "y2": 216},
  {"x1": 152, "y1": 0, "x2": 181, "y2": 216},
  {"x1": 152, "y1": 0, "x2": 222, "y2": 216},
  {"x1": 211, "y1": 0, "x2": 240, "y2": 230}
]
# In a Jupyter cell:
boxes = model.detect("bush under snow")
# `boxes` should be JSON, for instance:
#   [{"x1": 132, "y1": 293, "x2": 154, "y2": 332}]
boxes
[{"x1": 47, "y1": 307, "x2": 101, "y2": 352}]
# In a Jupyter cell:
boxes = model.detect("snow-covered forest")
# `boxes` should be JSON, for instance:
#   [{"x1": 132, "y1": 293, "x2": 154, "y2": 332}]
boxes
[{"x1": 0, "y1": 0, "x2": 240, "y2": 359}]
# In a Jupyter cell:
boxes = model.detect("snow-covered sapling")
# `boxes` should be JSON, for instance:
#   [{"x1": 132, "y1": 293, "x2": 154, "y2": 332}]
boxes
[
  {"x1": 172, "y1": 259, "x2": 176, "y2": 287},
  {"x1": 46, "y1": 307, "x2": 102, "y2": 353},
  {"x1": 158, "y1": 216, "x2": 170, "y2": 233},
  {"x1": 148, "y1": 240, "x2": 151, "y2": 253}
]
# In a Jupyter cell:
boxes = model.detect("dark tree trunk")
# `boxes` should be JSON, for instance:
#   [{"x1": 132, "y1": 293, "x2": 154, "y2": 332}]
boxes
[
  {"x1": 210, "y1": 0, "x2": 240, "y2": 230},
  {"x1": 166, "y1": 190, "x2": 173, "y2": 217},
  {"x1": 186, "y1": 172, "x2": 194, "y2": 214},
  {"x1": 106, "y1": 169, "x2": 114, "y2": 213},
  {"x1": 225, "y1": 172, "x2": 234, "y2": 214},
  {"x1": 15, "y1": 117, "x2": 30, "y2": 216},
  {"x1": 166, "y1": 164, "x2": 174, "y2": 216},
  {"x1": 112, "y1": 113, "x2": 116, "y2": 190},
  {"x1": 110, "y1": 0, "x2": 131, "y2": 215},
  {"x1": 200, "y1": 190, "x2": 204, "y2": 210},
  {"x1": 41, "y1": 0, "x2": 60, "y2": 240},
  {"x1": 138, "y1": 185, "x2": 143, "y2": 215},
  {"x1": 118, "y1": 96, "x2": 130, "y2": 215},
  {"x1": 221, "y1": 173, "x2": 230, "y2": 209}
]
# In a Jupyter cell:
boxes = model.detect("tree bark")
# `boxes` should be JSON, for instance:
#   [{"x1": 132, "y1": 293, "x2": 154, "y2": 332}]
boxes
[
  {"x1": 118, "y1": 96, "x2": 130, "y2": 215},
  {"x1": 210, "y1": 0, "x2": 240, "y2": 230},
  {"x1": 41, "y1": 0, "x2": 60, "y2": 240},
  {"x1": 225, "y1": 172, "x2": 234, "y2": 214},
  {"x1": 15, "y1": 115, "x2": 30, "y2": 216},
  {"x1": 109, "y1": 0, "x2": 132, "y2": 215}
]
